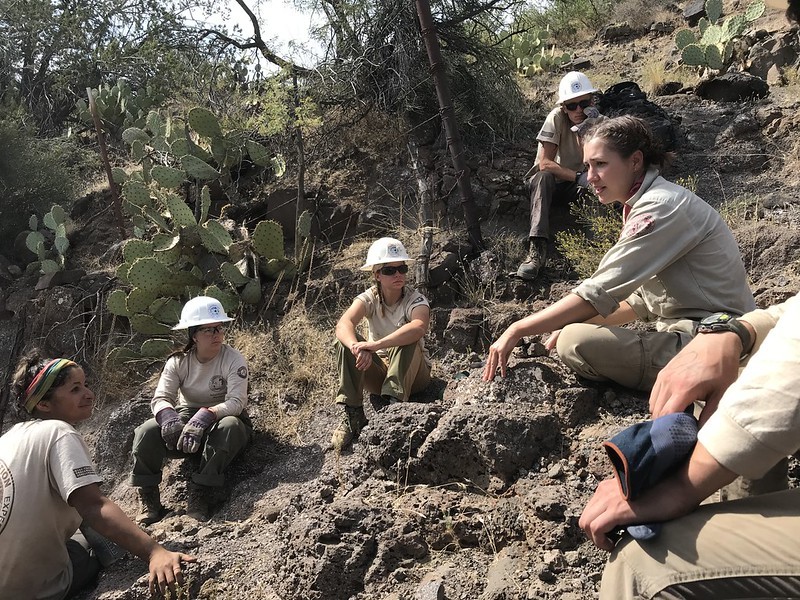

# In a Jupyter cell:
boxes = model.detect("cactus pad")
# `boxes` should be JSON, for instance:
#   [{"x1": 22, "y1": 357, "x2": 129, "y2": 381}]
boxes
[
  {"x1": 199, "y1": 220, "x2": 233, "y2": 254},
  {"x1": 44, "y1": 205, "x2": 67, "y2": 229},
  {"x1": 123, "y1": 239, "x2": 154, "y2": 262},
  {"x1": 149, "y1": 298, "x2": 182, "y2": 324},
  {"x1": 252, "y1": 220, "x2": 284, "y2": 259},
  {"x1": 128, "y1": 257, "x2": 172, "y2": 291},
  {"x1": 122, "y1": 127, "x2": 150, "y2": 146},
  {"x1": 127, "y1": 287, "x2": 158, "y2": 314},
  {"x1": 164, "y1": 193, "x2": 197, "y2": 228},
  {"x1": 111, "y1": 167, "x2": 129, "y2": 184},
  {"x1": 745, "y1": 0, "x2": 765, "y2": 21},
  {"x1": 705, "y1": 44, "x2": 724, "y2": 70},
  {"x1": 181, "y1": 155, "x2": 220, "y2": 180},
  {"x1": 675, "y1": 28, "x2": 697, "y2": 50},
  {"x1": 140, "y1": 339, "x2": 174, "y2": 358},
  {"x1": 221, "y1": 261, "x2": 251, "y2": 287},
  {"x1": 152, "y1": 233, "x2": 180, "y2": 252},
  {"x1": 681, "y1": 44, "x2": 706, "y2": 66},
  {"x1": 246, "y1": 139, "x2": 270, "y2": 167},
  {"x1": 188, "y1": 107, "x2": 223, "y2": 139},
  {"x1": 106, "y1": 347, "x2": 142, "y2": 364},
  {"x1": 107, "y1": 289, "x2": 130, "y2": 316},
  {"x1": 722, "y1": 15, "x2": 747, "y2": 40},
  {"x1": 26, "y1": 231, "x2": 45, "y2": 255},
  {"x1": 706, "y1": 0, "x2": 723, "y2": 23},
  {"x1": 116, "y1": 261, "x2": 133, "y2": 283},
  {"x1": 152, "y1": 165, "x2": 186, "y2": 189},
  {"x1": 123, "y1": 180, "x2": 152, "y2": 208},
  {"x1": 41, "y1": 259, "x2": 60, "y2": 274},
  {"x1": 240, "y1": 279, "x2": 262, "y2": 305},
  {"x1": 297, "y1": 210, "x2": 312, "y2": 239},
  {"x1": 130, "y1": 313, "x2": 173, "y2": 335},
  {"x1": 170, "y1": 138, "x2": 191, "y2": 158},
  {"x1": 146, "y1": 111, "x2": 165, "y2": 138},
  {"x1": 700, "y1": 24, "x2": 722, "y2": 45}
]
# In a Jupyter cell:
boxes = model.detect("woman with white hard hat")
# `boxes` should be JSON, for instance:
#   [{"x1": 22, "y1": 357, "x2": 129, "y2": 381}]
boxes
[
  {"x1": 129, "y1": 296, "x2": 252, "y2": 523},
  {"x1": 518, "y1": 70, "x2": 601, "y2": 282},
  {"x1": 331, "y1": 237, "x2": 432, "y2": 450}
]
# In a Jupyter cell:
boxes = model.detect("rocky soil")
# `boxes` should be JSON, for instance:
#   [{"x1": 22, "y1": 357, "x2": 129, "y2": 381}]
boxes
[{"x1": 2, "y1": 3, "x2": 800, "y2": 599}]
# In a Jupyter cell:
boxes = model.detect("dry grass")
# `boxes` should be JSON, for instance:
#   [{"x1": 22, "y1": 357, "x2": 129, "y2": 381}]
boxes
[
  {"x1": 231, "y1": 306, "x2": 337, "y2": 443},
  {"x1": 719, "y1": 193, "x2": 762, "y2": 229}
]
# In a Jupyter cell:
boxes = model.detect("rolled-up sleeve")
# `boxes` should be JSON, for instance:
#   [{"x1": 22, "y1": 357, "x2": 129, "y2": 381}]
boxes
[
  {"x1": 699, "y1": 294, "x2": 800, "y2": 479},
  {"x1": 573, "y1": 191, "x2": 701, "y2": 317}
]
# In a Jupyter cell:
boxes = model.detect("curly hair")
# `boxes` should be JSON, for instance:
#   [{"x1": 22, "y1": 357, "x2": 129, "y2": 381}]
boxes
[{"x1": 10, "y1": 350, "x2": 78, "y2": 419}]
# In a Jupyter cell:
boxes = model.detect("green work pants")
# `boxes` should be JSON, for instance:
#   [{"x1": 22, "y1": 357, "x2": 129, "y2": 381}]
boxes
[
  {"x1": 130, "y1": 406, "x2": 252, "y2": 488},
  {"x1": 335, "y1": 338, "x2": 430, "y2": 407}
]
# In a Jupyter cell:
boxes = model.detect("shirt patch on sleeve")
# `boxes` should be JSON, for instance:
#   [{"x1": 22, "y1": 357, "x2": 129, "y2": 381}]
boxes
[
  {"x1": 73, "y1": 466, "x2": 96, "y2": 479},
  {"x1": 410, "y1": 296, "x2": 425, "y2": 305},
  {"x1": 237, "y1": 366, "x2": 248, "y2": 379},
  {"x1": 620, "y1": 214, "x2": 655, "y2": 239},
  {"x1": 539, "y1": 130, "x2": 555, "y2": 139}
]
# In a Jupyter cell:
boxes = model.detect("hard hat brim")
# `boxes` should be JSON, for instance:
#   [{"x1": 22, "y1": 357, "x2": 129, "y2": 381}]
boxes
[
  {"x1": 558, "y1": 88, "x2": 599, "y2": 104},
  {"x1": 172, "y1": 315, "x2": 234, "y2": 330},
  {"x1": 360, "y1": 258, "x2": 415, "y2": 271}
]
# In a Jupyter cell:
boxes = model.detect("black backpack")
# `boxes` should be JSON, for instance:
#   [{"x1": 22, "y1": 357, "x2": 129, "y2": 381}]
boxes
[{"x1": 596, "y1": 81, "x2": 680, "y2": 152}]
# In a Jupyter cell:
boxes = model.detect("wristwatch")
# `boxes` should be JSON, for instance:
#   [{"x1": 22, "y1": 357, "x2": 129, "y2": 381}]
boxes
[{"x1": 697, "y1": 312, "x2": 753, "y2": 358}]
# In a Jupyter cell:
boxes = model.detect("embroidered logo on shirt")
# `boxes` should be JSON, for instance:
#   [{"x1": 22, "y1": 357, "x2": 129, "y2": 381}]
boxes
[
  {"x1": 620, "y1": 214, "x2": 655, "y2": 239},
  {"x1": 237, "y1": 366, "x2": 248, "y2": 379},
  {"x1": 73, "y1": 465, "x2": 96, "y2": 479},
  {"x1": 209, "y1": 376, "x2": 225, "y2": 392},
  {"x1": 0, "y1": 460, "x2": 14, "y2": 535},
  {"x1": 410, "y1": 296, "x2": 425, "y2": 305}
]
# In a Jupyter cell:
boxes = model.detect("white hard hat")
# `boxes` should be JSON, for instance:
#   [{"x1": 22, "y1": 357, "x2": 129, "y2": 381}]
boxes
[
  {"x1": 557, "y1": 71, "x2": 598, "y2": 104},
  {"x1": 360, "y1": 237, "x2": 413, "y2": 271},
  {"x1": 172, "y1": 296, "x2": 233, "y2": 330}
]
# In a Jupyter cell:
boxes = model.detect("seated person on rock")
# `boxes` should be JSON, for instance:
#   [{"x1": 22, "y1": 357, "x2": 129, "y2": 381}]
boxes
[
  {"x1": 484, "y1": 116, "x2": 755, "y2": 391},
  {"x1": 332, "y1": 237, "x2": 431, "y2": 450},
  {"x1": 517, "y1": 70, "x2": 600, "y2": 281},
  {"x1": 0, "y1": 351, "x2": 194, "y2": 600},
  {"x1": 581, "y1": 286, "x2": 800, "y2": 598},
  {"x1": 130, "y1": 296, "x2": 252, "y2": 524}
]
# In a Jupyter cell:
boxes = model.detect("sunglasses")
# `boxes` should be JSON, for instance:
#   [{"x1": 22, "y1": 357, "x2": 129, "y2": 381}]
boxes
[
  {"x1": 563, "y1": 99, "x2": 592, "y2": 111},
  {"x1": 198, "y1": 325, "x2": 225, "y2": 335},
  {"x1": 379, "y1": 264, "x2": 409, "y2": 276}
]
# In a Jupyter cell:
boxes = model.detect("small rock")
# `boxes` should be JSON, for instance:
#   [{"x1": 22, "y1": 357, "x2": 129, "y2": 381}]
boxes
[{"x1": 415, "y1": 579, "x2": 444, "y2": 600}]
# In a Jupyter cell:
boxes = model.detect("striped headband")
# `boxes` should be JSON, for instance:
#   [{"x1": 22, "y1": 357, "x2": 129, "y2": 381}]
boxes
[{"x1": 23, "y1": 358, "x2": 78, "y2": 414}]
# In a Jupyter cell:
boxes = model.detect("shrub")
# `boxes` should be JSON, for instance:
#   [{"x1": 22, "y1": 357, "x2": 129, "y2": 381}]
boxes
[
  {"x1": 555, "y1": 196, "x2": 623, "y2": 278},
  {"x1": 0, "y1": 120, "x2": 97, "y2": 256}
]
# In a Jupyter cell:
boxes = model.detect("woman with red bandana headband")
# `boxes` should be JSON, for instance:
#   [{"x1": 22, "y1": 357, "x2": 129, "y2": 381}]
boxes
[
  {"x1": 0, "y1": 351, "x2": 194, "y2": 600},
  {"x1": 483, "y1": 116, "x2": 754, "y2": 390}
]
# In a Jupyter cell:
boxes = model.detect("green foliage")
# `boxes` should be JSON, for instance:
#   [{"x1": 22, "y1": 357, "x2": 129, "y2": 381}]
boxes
[
  {"x1": 555, "y1": 198, "x2": 624, "y2": 279},
  {"x1": 516, "y1": 0, "x2": 616, "y2": 42},
  {"x1": 510, "y1": 29, "x2": 572, "y2": 77},
  {"x1": 23, "y1": 204, "x2": 71, "y2": 275},
  {"x1": 0, "y1": 121, "x2": 95, "y2": 255},
  {"x1": 78, "y1": 79, "x2": 164, "y2": 137},
  {"x1": 676, "y1": 0, "x2": 764, "y2": 73}
]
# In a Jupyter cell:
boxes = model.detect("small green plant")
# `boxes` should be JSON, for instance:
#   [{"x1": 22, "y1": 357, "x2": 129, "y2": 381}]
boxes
[
  {"x1": 556, "y1": 197, "x2": 624, "y2": 278},
  {"x1": 675, "y1": 0, "x2": 765, "y2": 72},
  {"x1": 510, "y1": 29, "x2": 572, "y2": 77},
  {"x1": 675, "y1": 174, "x2": 699, "y2": 193},
  {"x1": 23, "y1": 205, "x2": 70, "y2": 275},
  {"x1": 719, "y1": 193, "x2": 762, "y2": 228}
]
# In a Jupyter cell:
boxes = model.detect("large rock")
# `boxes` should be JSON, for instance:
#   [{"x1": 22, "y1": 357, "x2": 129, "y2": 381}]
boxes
[{"x1": 696, "y1": 72, "x2": 769, "y2": 102}]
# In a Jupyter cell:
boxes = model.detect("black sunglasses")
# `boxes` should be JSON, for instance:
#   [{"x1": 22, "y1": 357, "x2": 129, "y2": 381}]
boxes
[
  {"x1": 379, "y1": 264, "x2": 409, "y2": 276},
  {"x1": 563, "y1": 98, "x2": 592, "y2": 111},
  {"x1": 198, "y1": 325, "x2": 225, "y2": 335}
]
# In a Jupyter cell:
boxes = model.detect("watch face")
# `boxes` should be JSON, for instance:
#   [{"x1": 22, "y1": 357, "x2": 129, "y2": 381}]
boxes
[{"x1": 700, "y1": 312, "x2": 732, "y2": 326}]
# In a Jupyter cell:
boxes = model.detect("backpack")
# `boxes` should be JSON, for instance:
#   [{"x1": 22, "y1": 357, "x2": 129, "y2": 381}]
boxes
[{"x1": 596, "y1": 82, "x2": 680, "y2": 152}]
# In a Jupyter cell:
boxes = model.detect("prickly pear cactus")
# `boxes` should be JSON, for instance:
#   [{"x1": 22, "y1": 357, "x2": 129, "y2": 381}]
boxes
[
  {"x1": 181, "y1": 155, "x2": 220, "y2": 180},
  {"x1": 188, "y1": 107, "x2": 223, "y2": 139},
  {"x1": 107, "y1": 289, "x2": 130, "y2": 317},
  {"x1": 151, "y1": 165, "x2": 186, "y2": 189},
  {"x1": 164, "y1": 193, "x2": 197, "y2": 228},
  {"x1": 252, "y1": 220, "x2": 284, "y2": 260},
  {"x1": 127, "y1": 258, "x2": 172, "y2": 292},
  {"x1": 706, "y1": 0, "x2": 723, "y2": 23},
  {"x1": 130, "y1": 313, "x2": 173, "y2": 335},
  {"x1": 140, "y1": 339, "x2": 174, "y2": 358}
]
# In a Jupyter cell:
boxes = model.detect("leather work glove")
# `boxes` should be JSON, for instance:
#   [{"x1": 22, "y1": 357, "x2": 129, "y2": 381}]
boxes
[
  {"x1": 176, "y1": 408, "x2": 216, "y2": 453},
  {"x1": 155, "y1": 407, "x2": 183, "y2": 450}
]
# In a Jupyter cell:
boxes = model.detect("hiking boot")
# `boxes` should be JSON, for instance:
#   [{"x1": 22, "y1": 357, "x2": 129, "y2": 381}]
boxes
[
  {"x1": 186, "y1": 484, "x2": 226, "y2": 521},
  {"x1": 370, "y1": 393, "x2": 399, "y2": 412},
  {"x1": 516, "y1": 237, "x2": 548, "y2": 281},
  {"x1": 135, "y1": 486, "x2": 164, "y2": 526},
  {"x1": 331, "y1": 405, "x2": 367, "y2": 450}
]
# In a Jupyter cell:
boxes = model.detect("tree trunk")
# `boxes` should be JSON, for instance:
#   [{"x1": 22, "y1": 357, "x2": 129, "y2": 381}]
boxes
[
  {"x1": 408, "y1": 140, "x2": 435, "y2": 294},
  {"x1": 414, "y1": 0, "x2": 484, "y2": 252}
]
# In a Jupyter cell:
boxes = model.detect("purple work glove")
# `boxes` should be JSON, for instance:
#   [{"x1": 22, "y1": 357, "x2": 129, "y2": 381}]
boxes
[
  {"x1": 176, "y1": 408, "x2": 216, "y2": 453},
  {"x1": 155, "y1": 407, "x2": 183, "y2": 450}
]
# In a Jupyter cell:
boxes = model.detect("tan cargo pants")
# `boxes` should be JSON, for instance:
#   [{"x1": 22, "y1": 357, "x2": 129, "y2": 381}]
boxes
[
  {"x1": 556, "y1": 323, "x2": 692, "y2": 391},
  {"x1": 600, "y1": 488, "x2": 800, "y2": 599}
]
